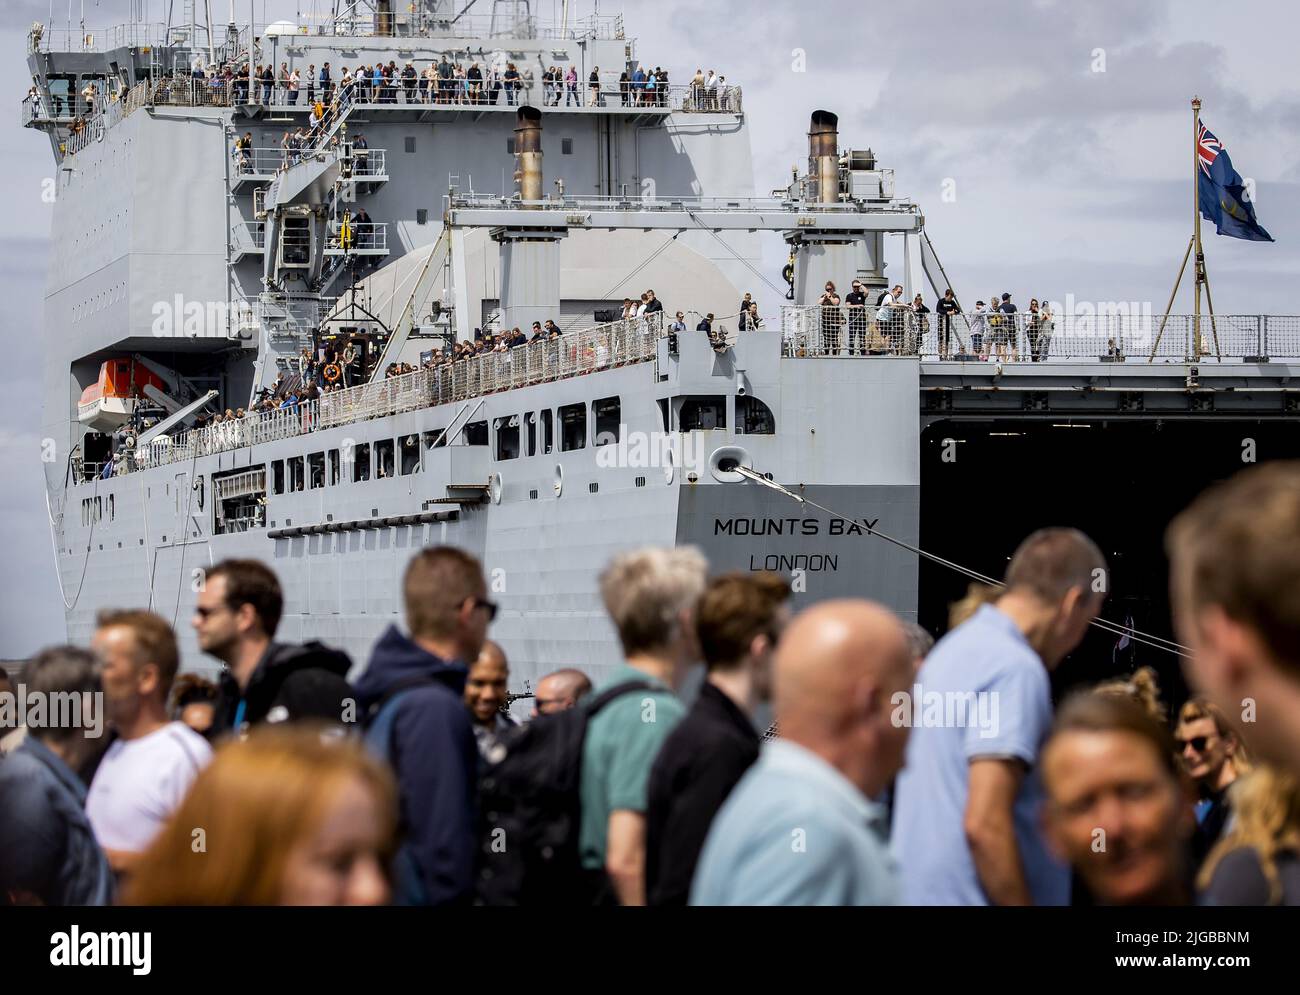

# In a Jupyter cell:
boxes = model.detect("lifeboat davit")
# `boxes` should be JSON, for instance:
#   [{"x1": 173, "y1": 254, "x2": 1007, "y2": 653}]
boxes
[{"x1": 78, "y1": 358, "x2": 169, "y2": 433}]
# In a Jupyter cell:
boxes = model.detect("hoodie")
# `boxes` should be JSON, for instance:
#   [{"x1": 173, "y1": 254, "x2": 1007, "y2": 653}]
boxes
[
  {"x1": 212, "y1": 641, "x2": 354, "y2": 737},
  {"x1": 353, "y1": 624, "x2": 477, "y2": 907}
]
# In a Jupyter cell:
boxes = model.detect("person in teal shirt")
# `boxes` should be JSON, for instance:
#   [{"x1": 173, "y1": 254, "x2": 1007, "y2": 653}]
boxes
[{"x1": 578, "y1": 547, "x2": 707, "y2": 905}]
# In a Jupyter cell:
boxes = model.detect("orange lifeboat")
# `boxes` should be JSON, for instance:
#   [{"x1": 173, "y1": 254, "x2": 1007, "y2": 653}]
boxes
[{"x1": 77, "y1": 358, "x2": 169, "y2": 433}]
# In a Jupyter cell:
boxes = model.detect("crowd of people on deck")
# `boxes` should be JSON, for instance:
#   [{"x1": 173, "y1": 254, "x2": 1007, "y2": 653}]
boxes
[
  {"x1": 4, "y1": 459, "x2": 1300, "y2": 906},
  {"x1": 809, "y1": 282, "x2": 1063, "y2": 361}
]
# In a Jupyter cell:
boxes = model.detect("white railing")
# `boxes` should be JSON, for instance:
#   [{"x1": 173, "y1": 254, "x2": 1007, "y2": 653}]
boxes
[
  {"x1": 780, "y1": 306, "x2": 1300, "y2": 362},
  {"x1": 129, "y1": 312, "x2": 664, "y2": 472},
  {"x1": 141, "y1": 72, "x2": 735, "y2": 115},
  {"x1": 29, "y1": 21, "x2": 173, "y2": 53}
]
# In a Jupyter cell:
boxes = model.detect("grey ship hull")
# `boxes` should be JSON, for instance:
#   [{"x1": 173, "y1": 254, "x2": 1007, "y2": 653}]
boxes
[{"x1": 55, "y1": 332, "x2": 920, "y2": 698}]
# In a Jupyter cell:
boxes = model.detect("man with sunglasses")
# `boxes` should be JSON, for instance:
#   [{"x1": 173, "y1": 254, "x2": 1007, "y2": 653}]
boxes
[
  {"x1": 195, "y1": 559, "x2": 353, "y2": 737},
  {"x1": 1175, "y1": 698, "x2": 1249, "y2": 865},
  {"x1": 353, "y1": 546, "x2": 492, "y2": 905}
]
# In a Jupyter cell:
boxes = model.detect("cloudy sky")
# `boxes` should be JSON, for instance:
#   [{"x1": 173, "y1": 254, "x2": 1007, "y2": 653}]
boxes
[{"x1": 2, "y1": 0, "x2": 1297, "y2": 655}]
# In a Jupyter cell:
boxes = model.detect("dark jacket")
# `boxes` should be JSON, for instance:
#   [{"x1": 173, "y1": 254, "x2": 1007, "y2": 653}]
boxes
[
  {"x1": 645, "y1": 682, "x2": 760, "y2": 906},
  {"x1": 212, "y1": 641, "x2": 354, "y2": 736},
  {"x1": 0, "y1": 738, "x2": 114, "y2": 905},
  {"x1": 353, "y1": 625, "x2": 477, "y2": 906}
]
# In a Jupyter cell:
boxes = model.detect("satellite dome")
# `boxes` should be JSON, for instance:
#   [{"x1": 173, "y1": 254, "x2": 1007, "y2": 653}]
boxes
[{"x1": 264, "y1": 20, "x2": 299, "y2": 37}]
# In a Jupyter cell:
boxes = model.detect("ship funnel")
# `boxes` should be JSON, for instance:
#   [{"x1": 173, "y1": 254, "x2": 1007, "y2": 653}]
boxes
[
  {"x1": 514, "y1": 106, "x2": 544, "y2": 206},
  {"x1": 808, "y1": 110, "x2": 840, "y2": 205}
]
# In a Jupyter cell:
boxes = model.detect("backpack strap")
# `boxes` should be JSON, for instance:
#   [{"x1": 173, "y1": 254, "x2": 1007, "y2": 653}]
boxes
[{"x1": 583, "y1": 680, "x2": 659, "y2": 718}]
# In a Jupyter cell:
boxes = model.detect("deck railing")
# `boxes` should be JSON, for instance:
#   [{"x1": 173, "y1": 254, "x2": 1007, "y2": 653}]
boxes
[
  {"x1": 780, "y1": 306, "x2": 1300, "y2": 362},
  {"x1": 127, "y1": 313, "x2": 663, "y2": 473}
]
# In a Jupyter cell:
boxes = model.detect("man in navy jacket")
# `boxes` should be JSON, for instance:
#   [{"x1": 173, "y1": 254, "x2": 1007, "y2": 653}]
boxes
[{"x1": 354, "y1": 547, "x2": 493, "y2": 906}]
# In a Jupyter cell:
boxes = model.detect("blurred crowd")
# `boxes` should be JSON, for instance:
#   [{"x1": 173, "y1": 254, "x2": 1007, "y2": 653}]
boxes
[{"x1": 2, "y1": 461, "x2": 1300, "y2": 906}]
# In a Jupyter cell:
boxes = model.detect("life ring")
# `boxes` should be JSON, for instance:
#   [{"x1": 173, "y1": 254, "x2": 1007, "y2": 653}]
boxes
[
  {"x1": 782, "y1": 262, "x2": 794, "y2": 285},
  {"x1": 322, "y1": 362, "x2": 342, "y2": 384}
]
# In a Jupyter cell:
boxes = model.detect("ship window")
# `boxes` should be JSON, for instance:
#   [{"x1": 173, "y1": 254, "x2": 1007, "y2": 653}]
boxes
[
  {"x1": 560, "y1": 403, "x2": 586, "y2": 451},
  {"x1": 562, "y1": 138, "x2": 573, "y2": 155},
  {"x1": 109, "y1": 494, "x2": 115, "y2": 520},
  {"x1": 288, "y1": 456, "x2": 305, "y2": 492},
  {"x1": 423, "y1": 428, "x2": 448, "y2": 451},
  {"x1": 272, "y1": 459, "x2": 285, "y2": 494},
  {"x1": 540, "y1": 409, "x2": 554, "y2": 454},
  {"x1": 736, "y1": 396, "x2": 776, "y2": 435},
  {"x1": 95, "y1": 497, "x2": 102, "y2": 521},
  {"x1": 593, "y1": 396, "x2": 621, "y2": 446},
  {"x1": 308, "y1": 451, "x2": 325, "y2": 489},
  {"x1": 375, "y1": 439, "x2": 395, "y2": 479},
  {"x1": 462, "y1": 420, "x2": 488, "y2": 446},
  {"x1": 398, "y1": 435, "x2": 419, "y2": 474},
  {"x1": 404, "y1": 136, "x2": 416, "y2": 153},
  {"x1": 525, "y1": 412, "x2": 537, "y2": 456},
  {"x1": 680, "y1": 396, "x2": 727, "y2": 431},
  {"x1": 329, "y1": 449, "x2": 340, "y2": 485},
  {"x1": 416, "y1": 209, "x2": 428, "y2": 225},
  {"x1": 495, "y1": 416, "x2": 520, "y2": 461},
  {"x1": 506, "y1": 138, "x2": 515, "y2": 155},
  {"x1": 352, "y1": 443, "x2": 371, "y2": 482}
]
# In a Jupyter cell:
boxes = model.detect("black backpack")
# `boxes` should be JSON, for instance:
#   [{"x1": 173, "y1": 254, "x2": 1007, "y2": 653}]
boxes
[{"x1": 474, "y1": 680, "x2": 655, "y2": 906}]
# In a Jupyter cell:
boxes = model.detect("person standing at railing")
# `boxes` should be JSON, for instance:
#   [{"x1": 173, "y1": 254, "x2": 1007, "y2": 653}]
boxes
[
  {"x1": 468, "y1": 62, "x2": 483, "y2": 104},
  {"x1": 504, "y1": 63, "x2": 521, "y2": 106},
  {"x1": 935, "y1": 289, "x2": 959, "y2": 360},
  {"x1": 874, "y1": 284, "x2": 905, "y2": 353},
  {"x1": 820, "y1": 282, "x2": 844, "y2": 355},
  {"x1": 260, "y1": 64, "x2": 273, "y2": 105},
  {"x1": 402, "y1": 61, "x2": 418, "y2": 104},
  {"x1": 419, "y1": 61, "x2": 432, "y2": 103},
  {"x1": 910, "y1": 294, "x2": 930, "y2": 355},
  {"x1": 1024, "y1": 298, "x2": 1042, "y2": 363},
  {"x1": 287, "y1": 66, "x2": 300, "y2": 106},
  {"x1": 1037, "y1": 302, "x2": 1055, "y2": 362},
  {"x1": 705, "y1": 70, "x2": 719, "y2": 111},
  {"x1": 998, "y1": 292, "x2": 1019, "y2": 361},
  {"x1": 845, "y1": 280, "x2": 868, "y2": 355},
  {"x1": 589, "y1": 67, "x2": 603, "y2": 107},
  {"x1": 970, "y1": 301, "x2": 989, "y2": 360},
  {"x1": 320, "y1": 62, "x2": 333, "y2": 106}
]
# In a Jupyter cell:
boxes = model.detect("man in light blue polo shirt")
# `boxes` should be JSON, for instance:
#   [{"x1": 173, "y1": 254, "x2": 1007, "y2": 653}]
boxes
[
  {"x1": 893, "y1": 528, "x2": 1106, "y2": 905},
  {"x1": 691, "y1": 600, "x2": 913, "y2": 905}
]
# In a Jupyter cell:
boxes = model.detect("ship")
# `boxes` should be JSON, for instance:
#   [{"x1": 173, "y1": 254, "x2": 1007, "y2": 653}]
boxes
[{"x1": 27, "y1": 1, "x2": 1300, "y2": 704}]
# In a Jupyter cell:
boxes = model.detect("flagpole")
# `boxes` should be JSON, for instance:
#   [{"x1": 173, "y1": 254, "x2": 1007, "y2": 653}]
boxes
[{"x1": 1192, "y1": 96, "x2": 1203, "y2": 359}]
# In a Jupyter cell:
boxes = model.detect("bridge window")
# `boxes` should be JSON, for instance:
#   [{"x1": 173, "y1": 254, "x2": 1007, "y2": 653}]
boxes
[
  {"x1": 405, "y1": 136, "x2": 416, "y2": 153},
  {"x1": 329, "y1": 449, "x2": 340, "y2": 485},
  {"x1": 562, "y1": 138, "x2": 573, "y2": 155},
  {"x1": 272, "y1": 459, "x2": 285, "y2": 494},
  {"x1": 495, "y1": 416, "x2": 520, "y2": 460},
  {"x1": 462, "y1": 420, "x2": 488, "y2": 446},
  {"x1": 736, "y1": 396, "x2": 776, "y2": 435},
  {"x1": 400, "y1": 435, "x2": 421, "y2": 474},
  {"x1": 375, "y1": 439, "x2": 395, "y2": 479},
  {"x1": 525, "y1": 412, "x2": 537, "y2": 456},
  {"x1": 352, "y1": 442, "x2": 371, "y2": 482},
  {"x1": 593, "y1": 396, "x2": 621, "y2": 446},
  {"x1": 680, "y1": 396, "x2": 727, "y2": 431},
  {"x1": 288, "y1": 456, "x2": 305, "y2": 492},
  {"x1": 560, "y1": 403, "x2": 586, "y2": 451},
  {"x1": 423, "y1": 428, "x2": 448, "y2": 451},
  {"x1": 308, "y1": 451, "x2": 325, "y2": 489},
  {"x1": 416, "y1": 209, "x2": 428, "y2": 225},
  {"x1": 540, "y1": 410, "x2": 554, "y2": 454}
]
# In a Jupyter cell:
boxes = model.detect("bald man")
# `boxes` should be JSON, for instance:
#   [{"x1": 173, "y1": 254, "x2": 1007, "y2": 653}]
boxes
[
  {"x1": 689, "y1": 600, "x2": 912, "y2": 905},
  {"x1": 464, "y1": 640, "x2": 517, "y2": 762},
  {"x1": 532, "y1": 668, "x2": 592, "y2": 717}
]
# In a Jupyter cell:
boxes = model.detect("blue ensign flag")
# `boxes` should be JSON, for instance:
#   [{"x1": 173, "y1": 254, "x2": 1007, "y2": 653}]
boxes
[{"x1": 1197, "y1": 122, "x2": 1274, "y2": 242}]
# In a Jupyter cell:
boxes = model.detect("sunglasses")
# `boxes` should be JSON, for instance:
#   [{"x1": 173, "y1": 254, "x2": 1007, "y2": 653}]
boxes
[
  {"x1": 469, "y1": 596, "x2": 499, "y2": 622},
  {"x1": 193, "y1": 604, "x2": 228, "y2": 619},
  {"x1": 1176, "y1": 735, "x2": 1210, "y2": 752}
]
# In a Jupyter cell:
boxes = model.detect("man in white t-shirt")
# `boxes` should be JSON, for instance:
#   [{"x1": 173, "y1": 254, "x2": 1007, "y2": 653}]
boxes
[{"x1": 87, "y1": 610, "x2": 212, "y2": 874}]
